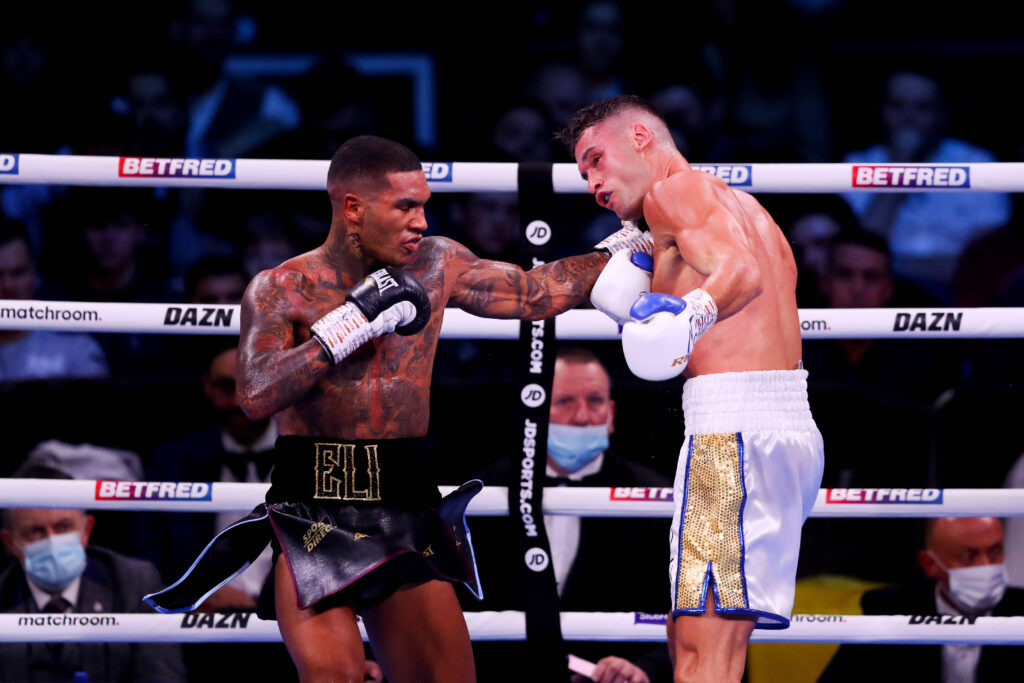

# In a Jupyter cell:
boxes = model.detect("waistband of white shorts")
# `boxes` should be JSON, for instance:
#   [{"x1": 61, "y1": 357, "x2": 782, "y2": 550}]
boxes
[{"x1": 682, "y1": 369, "x2": 815, "y2": 435}]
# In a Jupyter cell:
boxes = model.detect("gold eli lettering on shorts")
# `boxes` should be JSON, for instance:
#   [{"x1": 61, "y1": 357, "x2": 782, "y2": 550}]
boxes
[
  {"x1": 676, "y1": 433, "x2": 746, "y2": 611},
  {"x1": 302, "y1": 522, "x2": 335, "y2": 552},
  {"x1": 314, "y1": 443, "x2": 382, "y2": 501}
]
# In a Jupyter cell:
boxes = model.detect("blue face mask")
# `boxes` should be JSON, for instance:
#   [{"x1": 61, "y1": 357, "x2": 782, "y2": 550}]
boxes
[
  {"x1": 547, "y1": 422, "x2": 609, "y2": 472},
  {"x1": 21, "y1": 532, "x2": 87, "y2": 593}
]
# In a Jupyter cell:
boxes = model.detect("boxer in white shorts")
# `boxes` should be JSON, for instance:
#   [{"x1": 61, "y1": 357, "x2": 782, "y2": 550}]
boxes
[
  {"x1": 562, "y1": 94, "x2": 825, "y2": 682},
  {"x1": 670, "y1": 370, "x2": 823, "y2": 629}
]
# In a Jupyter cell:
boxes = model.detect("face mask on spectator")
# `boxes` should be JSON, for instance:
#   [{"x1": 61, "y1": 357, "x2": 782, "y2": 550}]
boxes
[
  {"x1": 930, "y1": 552, "x2": 1007, "y2": 612},
  {"x1": 21, "y1": 532, "x2": 87, "y2": 593},
  {"x1": 547, "y1": 422, "x2": 609, "y2": 472}
]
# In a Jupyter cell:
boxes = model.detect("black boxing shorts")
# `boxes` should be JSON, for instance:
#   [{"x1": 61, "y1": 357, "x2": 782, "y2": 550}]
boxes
[{"x1": 143, "y1": 436, "x2": 483, "y2": 617}]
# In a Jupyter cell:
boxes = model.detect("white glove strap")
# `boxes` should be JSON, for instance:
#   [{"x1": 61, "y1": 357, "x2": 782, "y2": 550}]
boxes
[
  {"x1": 310, "y1": 302, "x2": 372, "y2": 364},
  {"x1": 682, "y1": 288, "x2": 718, "y2": 340},
  {"x1": 594, "y1": 224, "x2": 654, "y2": 255}
]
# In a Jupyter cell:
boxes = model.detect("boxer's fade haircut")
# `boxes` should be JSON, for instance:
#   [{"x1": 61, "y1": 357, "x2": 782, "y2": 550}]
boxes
[
  {"x1": 327, "y1": 135, "x2": 423, "y2": 190},
  {"x1": 556, "y1": 94, "x2": 664, "y2": 154}
]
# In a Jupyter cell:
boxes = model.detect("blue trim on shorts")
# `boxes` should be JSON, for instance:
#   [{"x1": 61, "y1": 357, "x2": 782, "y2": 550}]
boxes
[
  {"x1": 673, "y1": 436, "x2": 696, "y2": 612},
  {"x1": 735, "y1": 432, "x2": 750, "y2": 609},
  {"x1": 459, "y1": 479, "x2": 485, "y2": 601},
  {"x1": 142, "y1": 509, "x2": 271, "y2": 614}
]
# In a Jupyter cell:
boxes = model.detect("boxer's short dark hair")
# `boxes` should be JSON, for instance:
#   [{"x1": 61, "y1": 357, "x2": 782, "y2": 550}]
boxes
[
  {"x1": 328, "y1": 136, "x2": 422, "y2": 188},
  {"x1": 556, "y1": 94, "x2": 663, "y2": 153}
]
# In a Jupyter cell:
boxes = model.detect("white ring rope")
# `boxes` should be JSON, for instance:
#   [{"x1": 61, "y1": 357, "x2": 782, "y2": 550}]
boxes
[
  {"x1": 1, "y1": 612, "x2": 1021, "y2": 645},
  {"x1": 3, "y1": 479, "x2": 1023, "y2": 518},
  {"x1": 5, "y1": 157, "x2": 1023, "y2": 652},
  {"x1": 3, "y1": 154, "x2": 1024, "y2": 193},
  {"x1": 2, "y1": 301, "x2": 1023, "y2": 339}
]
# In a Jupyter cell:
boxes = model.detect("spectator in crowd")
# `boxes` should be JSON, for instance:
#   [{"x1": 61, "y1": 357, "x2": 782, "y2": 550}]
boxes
[
  {"x1": 169, "y1": 0, "x2": 299, "y2": 160},
  {"x1": 727, "y1": 4, "x2": 832, "y2": 163},
  {"x1": 236, "y1": 205, "x2": 300, "y2": 281},
  {"x1": 841, "y1": 66, "x2": 1011, "y2": 302},
  {"x1": 574, "y1": 0, "x2": 628, "y2": 103},
  {"x1": 260, "y1": 54, "x2": 376, "y2": 162},
  {"x1": 17, "y1": 439, "x2": 144, "y2": 556},
  {"x1": 952, "y1": 217, "x2": 1024, "y2": 309},
  {"x1": 489, "y1": 97, "x2": 557, "y2": 164},
  {"x1": 138, "y1": 341, "x2": 276, "y2": 596},
  {"x1": 525, "y1": 62, "x2": 589, "y2": 132},
  {"x1": 42, "y1": 188, "x2": 172, "y2": 380},
  {"x1": 0, "y1": 219, "x2": 109, "y2": 382},
  {"x1": 648, "y1": 73, "x2": 734, "y2": 164},
  {"x1": 45, "y1": 189, "x2": 169, "y2": 305},
  {"x1": 163, "y1": 253, "x2": 249, "y2": 379},
  {"x1": 780, "y1": 195, "x2": 859, "y2": 307},
  {"x1": 120, "y1": 63, "x2": 189, "y2": 158},
  {"x1": 432, "y1": 192, "x2": 523, "y2": 385},
  {"x1": 464, "y1": 347, "x2": 672, "y2": 682},
  {"x1": 802, "y1": 229, "x2": 959, "y2": 405},
  {"x1": 799, "y1": 231, "x2": 955, "y2": 585},
  {"x1": 819, "y1": 517, "x2": 1023, "y2": 682},
  {"x1": 183, "y1": 254, "x2": 249, "y2": 305},
  {"x1": 135, "y1": 340, "x2": 300, "y2": 681},
  {"x1": 0, "y1": 463, "x2": 186, "y2": 682}
]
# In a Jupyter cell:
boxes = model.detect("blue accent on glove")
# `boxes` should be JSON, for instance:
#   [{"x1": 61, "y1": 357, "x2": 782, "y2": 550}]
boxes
[
  {"x1": 630, "y1": 292, "x2": 687, "y2": 320},
  {"x1": 630, "y1": 252, "x2": 654, "y2": 272}
]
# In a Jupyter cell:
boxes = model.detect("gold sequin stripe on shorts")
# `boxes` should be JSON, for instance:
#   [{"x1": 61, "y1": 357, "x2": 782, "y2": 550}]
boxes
[{"x1": 675, "y1": 432, "x2": 747, "y2": 612}]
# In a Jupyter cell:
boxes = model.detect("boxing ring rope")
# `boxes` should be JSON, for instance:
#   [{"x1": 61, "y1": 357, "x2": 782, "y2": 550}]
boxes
[
  {"x1": 2, "y1": 300, "x2": 1024, "y2": 340},
  {"x1": 2, "y1": 612, "x2": 1022, "y2": 645},
  {"x1": 4, "y1": 155, "x2": 1024, "y2": 651},
  {"x1": 2, "y1": 479, "x2": 1023, "y2": 518},
  {"x1": 4, "y1": 154, "x2": 1024, "y2": 193}
]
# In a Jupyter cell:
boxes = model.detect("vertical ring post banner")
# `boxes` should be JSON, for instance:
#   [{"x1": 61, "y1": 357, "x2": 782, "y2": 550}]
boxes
[{"x1": 510, "y1": 162, "x2": 566, "y2": 673}]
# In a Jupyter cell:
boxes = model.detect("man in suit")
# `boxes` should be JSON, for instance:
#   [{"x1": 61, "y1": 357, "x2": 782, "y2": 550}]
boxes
[
  {"x1": 136, "y1": 342, "x2": 306, "y2": 681},
  {"x1": 140, "y1": 340, "x2": 277, "y2": 608},
  {"x1": 464, "y1": 346, "x2": 673, "y2": 682},
  {"x1": 0, "y1": 464, "x2": 186, "y2": 682},
  {"x1": 819, "y1": 516, "x2": 1024, "y2": 682}
]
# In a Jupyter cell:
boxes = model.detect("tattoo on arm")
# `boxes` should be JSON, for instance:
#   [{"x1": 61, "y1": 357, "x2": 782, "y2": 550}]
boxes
[
  {"x1": 237, "y1": 273, "x2": 331, "y2": 419},
  {"x1": 447, "y1": 238, "x2": 608, "y2": 319}
]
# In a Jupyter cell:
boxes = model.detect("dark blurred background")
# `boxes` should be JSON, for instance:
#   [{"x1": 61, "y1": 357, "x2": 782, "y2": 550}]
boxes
[{"x1": 2, "y1": 0, "x2": 1024, "y2": 609}]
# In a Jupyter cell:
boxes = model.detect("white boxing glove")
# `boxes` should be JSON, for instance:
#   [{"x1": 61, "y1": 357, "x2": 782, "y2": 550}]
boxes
[
  {"x1": 593, "y1": 221, "x2": 654, "y2": 256},
  {"x1": 621, "y1": 289, "x2": 718, "y2": 381},
  {"x1": 590, "y1": 250, "x2": 654, "y2": 325}
]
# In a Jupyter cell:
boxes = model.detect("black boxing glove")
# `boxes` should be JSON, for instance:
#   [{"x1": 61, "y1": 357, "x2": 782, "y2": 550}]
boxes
[{"x1": 311, "y1": 267, "x2": 431, "y2": 365}]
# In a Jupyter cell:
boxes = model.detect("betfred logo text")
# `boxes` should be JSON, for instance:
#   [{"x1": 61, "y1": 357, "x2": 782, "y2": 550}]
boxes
[
  {"x1": 422, "y1": 162, "x2": 452, "y2": 181},
  {"x1": 96, "y1": 481, "x2": 212, "y2": 501},
  {"x1": 852, "y1": 165, "x2": 969, "y2": 188},
  {"x1": 610, "y1": 487, "x2": 673, "y2": 501},
  {"x1": 0, "y1": 154, "x2": 17, "y2": 174},
  {"x1": 693, "y1": 164, "x2": 752, "y2": 186},
  {"x1": 119, "y1": 157, "x2": 236, "y2": 178},
  {"x1": 826, "y1": 488, "x2": 942, "y2": 504}
]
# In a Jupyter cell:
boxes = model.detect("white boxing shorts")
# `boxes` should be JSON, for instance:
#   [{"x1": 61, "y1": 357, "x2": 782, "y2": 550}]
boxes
[{"x1": 669, "y1": 369, "x2": 823, "y2": 629}]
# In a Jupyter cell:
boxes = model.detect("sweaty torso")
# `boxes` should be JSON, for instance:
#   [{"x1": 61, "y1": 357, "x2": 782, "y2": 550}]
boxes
[
  {"x1": 269, "y1": 238, "x2": 452, "y2": 439},
  {"x1": 648, "y1": 169, "x2": 802, "y2": 377}
]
